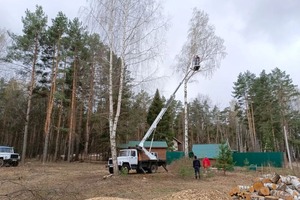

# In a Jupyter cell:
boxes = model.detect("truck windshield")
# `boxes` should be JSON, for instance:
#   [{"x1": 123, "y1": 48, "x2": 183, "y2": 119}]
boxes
[
  {"x1": 0, "y1": 147, "x2": 13, "y2": 153},
  {"x1": 119, "y1": 150, "x2": 129, "y2": 156}
]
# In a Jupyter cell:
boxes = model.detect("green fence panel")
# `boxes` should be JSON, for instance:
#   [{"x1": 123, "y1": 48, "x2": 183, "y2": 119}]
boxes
[
  {"x1": 166, "y1": 151, "x2": 184, "y2": 164},
  {"x1": 232, "y1": 152, "x2": 284, "y2": 167}
]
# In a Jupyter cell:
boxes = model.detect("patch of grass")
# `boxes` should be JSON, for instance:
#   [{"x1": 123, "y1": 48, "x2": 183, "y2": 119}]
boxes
[
  {"x1": 203, "y1": 168, "x2": 215, "y2": 178},
  {"x1": 168, "y1": 157, "x2": 194, "y2": 178},
  {"x1": 178, "y1": 166, "x2": 193, "y2": 178},
  {"x1": 168, "y1": 157, "x2": 216, "y2": 179},
  {"x1": 120, "y1": 167, "x2": 129, "y2": 176}
]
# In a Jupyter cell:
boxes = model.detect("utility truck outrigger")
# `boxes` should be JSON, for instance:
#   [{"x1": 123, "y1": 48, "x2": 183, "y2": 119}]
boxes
[{"x1": 108, "y1": 56, "x2": 200, "y2": 174}]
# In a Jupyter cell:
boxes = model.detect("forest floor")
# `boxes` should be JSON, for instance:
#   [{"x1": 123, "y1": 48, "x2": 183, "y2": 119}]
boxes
[{"x1": 0, "y1": 159, "x2": 298, "y2": 200}]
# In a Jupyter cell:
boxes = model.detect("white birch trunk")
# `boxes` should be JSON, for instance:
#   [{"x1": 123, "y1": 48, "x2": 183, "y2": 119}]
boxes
[
  {"x1": 108, "y1": 48, "x2": 118, "y2": 174},
  {"x1": 87, "y1": 0, "x2": 168, "y2": 174},
  {"x1": 184, "y1": 79, "x2": 189, "y2": 157}
]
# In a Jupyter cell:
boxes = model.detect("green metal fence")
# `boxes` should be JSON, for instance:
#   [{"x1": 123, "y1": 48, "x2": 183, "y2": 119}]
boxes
[
  {"x1": 232, "y1": 152, "x2": 284, "y2": 167},
  {"x1": 166, "y1": 151, "x2": 185, "y2": 164}
]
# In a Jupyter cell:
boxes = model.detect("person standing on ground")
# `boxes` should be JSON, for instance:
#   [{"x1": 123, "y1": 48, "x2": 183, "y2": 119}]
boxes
[
  {"x1": 193, "y1": 156, "x2": 201, "y2": 179},
  {"x1": 202, "y1": 156, "x2": 211, "y2": 173}
]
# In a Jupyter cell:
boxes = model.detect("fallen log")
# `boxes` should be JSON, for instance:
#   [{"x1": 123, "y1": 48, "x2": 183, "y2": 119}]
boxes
[
  {"x1": 238, "y1": 185, "x2": 251, "y2": 191},
  {"x1": 229, "y1": 186, "x2": 240, "y2": 196},
  {"x1": 258, "y1": 186, "x2": 270, "y2": 196},
  {"x1": 285, "y1": 186, "x2": 299, "y2": 197},
  {"x1": 264, "y1": 183, "x2": 277, "y2": 190},
  {"x1": 291, "y1": 178, "x2": 300, "y2": 192},
  {"x1": 262, "y1": 178, "x2": 272, "y2": 184},
  {"x1": 280, "y1": 175, "x2": 297, "y2": 184},
  {"x1": 253, "y1": 181, "x2": 264, "y2": 192},
  {"x1": 270, "y1": 190, "x2": 293, "y2": 200},
  {"x1": 249, "y1": 186, "x2": 255, "y2": 193},
  {"x1": 229, "y1": 185, "x2": 252, "y2": 196},
  {"x1": 242, "y1": 192, "x2": 251, "y2": 200},
  {"x1": 250, "y1": 194, "x2": 266, "y2": 200},
  {"x1": 270, "y1": 173, "x2": 280, "y2": 184},
  {"x1": 103, "y1": 174, "x2": 113, "y2": 179},
  {"x1": 229, "y1": 174, "x2": 300, "y2": 200},
  {"x1": 276, "y1": 182, "x2": 287, "y2": 191},
  {"x1": 264, "y1": 196, "x2": 279, "y2": 200}
]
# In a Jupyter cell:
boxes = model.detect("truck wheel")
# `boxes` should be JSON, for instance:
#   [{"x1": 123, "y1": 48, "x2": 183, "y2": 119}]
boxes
[
  {"x1": 109, "y1": 167, "x2": 114, "y2": 174},
  {"x1": 0, "y1": 159, "x2": 4, "y2": 167},
  {"x1": 121, "y1": 164, "x2": 129, "y2": 174},
  {"x1": 149, "y1": 164, "x2": 158, "y2": 173}
]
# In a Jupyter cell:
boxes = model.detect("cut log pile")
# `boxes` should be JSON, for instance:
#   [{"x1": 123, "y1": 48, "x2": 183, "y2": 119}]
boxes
[{"x1": 229, "y1": 173, "x2": 300, "y2": 200}]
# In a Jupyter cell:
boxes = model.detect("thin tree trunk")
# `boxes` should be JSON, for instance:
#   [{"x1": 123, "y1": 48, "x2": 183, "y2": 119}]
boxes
[
  {"x1": 245, "y1": 96, "x2": 255, "y2": 151},
  {"x1": 216, "y1": 117, "x2": 219, "y2": 143},
  {"x1": 54, "y1": 104, "x2": 63, "y2": 161},
  {"x1": 68, "y1": 57, "x2": 77, "y2": 162},
  {"x1": 84, "y1": 61, "x2": 95, "y2": 159},
  {"x1": 43, "y1": 43, "x2": 59, "y2": 163},
  {"x1": 250, "y1": 101, "x2": 257, "y2": 151},
  {"x1": 75, "y1": 102, "x2": 83, "y2": 161},
  {"x1": 108, "y1": 48, "x2": 118, "y2": 173},
  {"x1": 54, "y1": 62, "x2": 66, "y2": 161},
  {"x1": 21, "y1": 35, "x2": 38, "y2": 165},
  {"x1": 184, "y1": 79, "x2": 188, "y2": 157}
]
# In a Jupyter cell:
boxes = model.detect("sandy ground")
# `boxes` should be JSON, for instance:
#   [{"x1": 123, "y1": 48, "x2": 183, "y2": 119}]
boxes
[{"x1": 0, "y1": 160, "x2": 280, "y2": 200}]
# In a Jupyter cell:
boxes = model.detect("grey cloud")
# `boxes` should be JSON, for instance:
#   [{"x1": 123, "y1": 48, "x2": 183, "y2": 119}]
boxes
[{"x1": 235, "y1": 0, "x2": 300, "y2": 45}]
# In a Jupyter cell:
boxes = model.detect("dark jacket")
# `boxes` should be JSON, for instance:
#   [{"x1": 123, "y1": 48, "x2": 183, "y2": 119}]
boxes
[{"x1": 193, "y1": 159, "x2": 201, "y2": 168}]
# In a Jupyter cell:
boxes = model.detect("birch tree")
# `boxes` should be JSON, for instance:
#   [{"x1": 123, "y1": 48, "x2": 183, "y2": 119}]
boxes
[
  {"x1": 85, "y1": 0, "x2": 167, "y2": 174},
  {"x1": 176, "y1": 8, "x2": 226, "y2": 156}
]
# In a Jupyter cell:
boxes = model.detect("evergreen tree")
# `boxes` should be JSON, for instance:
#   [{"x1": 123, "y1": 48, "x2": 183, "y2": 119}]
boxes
[
  {"x1": 146, "y1": 89, "x2": 173, "y2": 146},
  {"x1": 6, "y1": 5, "x2": 48, "y2": 164},
  {"x1": 232, "y1": 68, "x2": 300, "y2": 152},
  {"x1": 233, "y1": 71, "x2": 258, "y2": 151},
  {"x1": 128, "y1": 90, "x2": 151, "y2": 140},
  {"x1": 216, "y1": 143, "x2": 234, "y2": 175},
  {"x1": 42, "y1": 11, "x2": 69, "y2": 163}
]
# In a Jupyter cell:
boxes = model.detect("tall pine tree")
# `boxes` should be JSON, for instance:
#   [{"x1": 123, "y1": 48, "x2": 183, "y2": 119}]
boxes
[{"x1": 147, "y1": 89, "x2": 173, "y2": 147}]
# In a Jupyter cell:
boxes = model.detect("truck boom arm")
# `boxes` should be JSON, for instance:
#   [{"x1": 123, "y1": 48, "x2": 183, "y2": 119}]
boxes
[{"x1": 138, "y1": 57, "x2": 200, "y2": 160}]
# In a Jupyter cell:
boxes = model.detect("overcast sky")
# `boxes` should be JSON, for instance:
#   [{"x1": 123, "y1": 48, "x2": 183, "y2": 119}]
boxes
[{"x1": 1, "y1": 0, "x2": 300, "y2": 109}]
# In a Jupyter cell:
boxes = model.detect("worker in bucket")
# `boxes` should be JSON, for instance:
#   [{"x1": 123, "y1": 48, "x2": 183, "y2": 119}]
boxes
[{"x1": 193, "y1": 155, "x2": 201, "y2": 179}]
